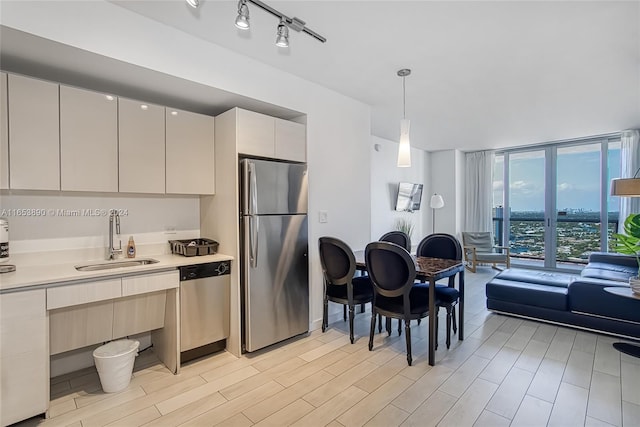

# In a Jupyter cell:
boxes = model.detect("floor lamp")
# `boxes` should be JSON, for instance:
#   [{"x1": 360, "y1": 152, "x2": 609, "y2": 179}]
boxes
[{"x1": 430, "y1": 194, "x2": 444, "y2": 233}]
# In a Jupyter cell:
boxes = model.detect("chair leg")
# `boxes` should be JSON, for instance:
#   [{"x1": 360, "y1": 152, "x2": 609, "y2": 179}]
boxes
[
  {"x1": 348, "y1": 305, "x2": 355, "y2": 344},
  {"x1": 386, "y1": 317, "x2": 392, "y2": 336},
  {"x1": 446, "y1": 307, "x2": 452, "y2": 349},
  {"x1": 404, "y1": 320, "x2": 412, "y2": 366},
  {"x1": 360, "y1": 303, "x2": 365, "y2": 313},
  {"x1": 435, "y1": 309, "x2": 439, "y2": 351},
  {"x1": 378, "y1": 313, "x2": 382, "y2": 333},
  {"x1": 322, "y1": 297, "x2": 328, "y2": 332},
  {"x1": 369, "y1": 310, "x2": 376, "y2": 351},
  {"x1": 343, "y1": 305, "x2": 347, "y2": 321},
  {"x1": 398, "y1": 319, "x2": 402, "y2": 336},
  {"x1": 452, "y1": 308, "x2": 457, "y2": 334}
]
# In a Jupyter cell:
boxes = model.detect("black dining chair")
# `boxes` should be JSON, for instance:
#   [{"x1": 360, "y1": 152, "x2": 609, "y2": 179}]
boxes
[
  {"x1": 379, "y1": 231, "x2": 411, "y2": 252},
  {"x1": 365, "y1": 241, "x2": 435, "y2": 366},
  {"x1": 318, "y1": 237, "x2": 374, "y2": 344},
  {"x1": 379, "y1": 230, "x2": 412, "y2": 335},
  {"x1": 416, "y1": 233, "x2": 462, "y2": 349}
]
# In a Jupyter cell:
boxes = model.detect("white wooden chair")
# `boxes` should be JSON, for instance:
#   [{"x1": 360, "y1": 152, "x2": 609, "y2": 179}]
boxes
[{"x1": 461, "y1": 231, "x2": 510, "y2": 273}]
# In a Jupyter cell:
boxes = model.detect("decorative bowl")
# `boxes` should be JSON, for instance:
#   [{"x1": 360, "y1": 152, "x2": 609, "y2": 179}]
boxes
[{"x1": 629, "y1": 276, "x2": 640, "y2": 294}]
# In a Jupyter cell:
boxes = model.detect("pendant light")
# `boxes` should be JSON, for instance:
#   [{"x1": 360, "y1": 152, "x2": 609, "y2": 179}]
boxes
[{"x1": 397, "y1": 69, "x2": 412, "y2": 168}]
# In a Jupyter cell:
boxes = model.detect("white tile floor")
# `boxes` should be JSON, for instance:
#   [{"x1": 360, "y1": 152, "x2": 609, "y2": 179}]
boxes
[{"x1": 14, "y1": 267, "x2": 640, "y2": 427}]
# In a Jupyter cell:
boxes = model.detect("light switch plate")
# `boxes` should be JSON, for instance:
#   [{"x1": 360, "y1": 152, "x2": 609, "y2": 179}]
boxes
[{"x1": 319, "y1": 210, "x2": 328, "y2": 223}]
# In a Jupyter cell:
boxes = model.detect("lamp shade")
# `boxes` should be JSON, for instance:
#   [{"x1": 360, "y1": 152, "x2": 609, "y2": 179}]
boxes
[
  {"x1": 611, "y1": 178, "x2": 640, "y2": 197},
  {"x1": 430, "y1": 194, "x2": 444, "y2": 209},
  {"x1": 397, "y1": 119, "x2": 411, "y2": 167}
]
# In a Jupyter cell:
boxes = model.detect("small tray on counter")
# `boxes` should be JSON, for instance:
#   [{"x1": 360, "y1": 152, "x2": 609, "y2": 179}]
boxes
[{"x1": 169, "y1": 238, "x2": 219, "y2": 257}]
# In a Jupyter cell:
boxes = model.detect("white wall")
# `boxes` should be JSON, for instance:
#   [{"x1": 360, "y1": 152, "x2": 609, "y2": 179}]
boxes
[
  {"x1": 370, "y1": 135, "x2": 428, "y2": 248},
  {"x1": 430, "y1": 150, "x2": 464, "y2": 236},
  {"x1": 0, "y1": 193, "x2": 198, "y2": 243},
  {"x1": 0, "y1": 1, "x2": 372, "y2": 329}
]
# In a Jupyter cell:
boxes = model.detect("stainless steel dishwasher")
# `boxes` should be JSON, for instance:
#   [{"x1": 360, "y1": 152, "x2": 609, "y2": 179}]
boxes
[{"x1": 179, "y1": 261, "x2": 231, "y2": 362}]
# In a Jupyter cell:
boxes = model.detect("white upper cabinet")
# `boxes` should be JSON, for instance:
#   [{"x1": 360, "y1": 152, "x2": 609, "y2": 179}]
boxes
[
  {"x1": 119, "y1": 98, "x2": 165, "y2": 194},
  {"x1": 0, "y1": 72, "x2": 8, "y2": 189},
  {"x1": 8, "y1": 74, "x2": 60, "y2": 190},
  {"x1": 235, "y1": 109, "x2": 306, "y2": 162},
  {"x1": 237, "y1": 109, "x2": 275, "y2": 158},
  {"x1": 275, "y1": 118, "x2": 306, "y2": 162},
  {"x1": 60, "y1": 85, "x2": 118, "y2": 192},
  {"x1": 166, "y1": 108, "x2": 215, "y2": 195}
]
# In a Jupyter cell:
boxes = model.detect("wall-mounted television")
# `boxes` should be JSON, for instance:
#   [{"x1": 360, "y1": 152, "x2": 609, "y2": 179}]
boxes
[{"x1": 395, "y1": 182, "x2": 424, "y2": 212}]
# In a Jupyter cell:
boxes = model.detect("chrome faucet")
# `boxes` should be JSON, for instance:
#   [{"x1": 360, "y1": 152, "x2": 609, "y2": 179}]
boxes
[{"x1": 107, "y1": 210, "x2": 122, "y2": 260}]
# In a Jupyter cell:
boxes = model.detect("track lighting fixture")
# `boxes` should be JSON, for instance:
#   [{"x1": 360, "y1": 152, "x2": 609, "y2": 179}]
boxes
[
  {"x1": 185, "y1": 0, "x2": 199, "y2": 8},
  {"x1": 235, "y1": 0, "x2": 250, "y2": 30},
  {"x1": 230, "y1": 0, "x2": 326, "y2": 46},
  {"x1": 275, "y1": 18, "x2": 289, "y2": 48}
]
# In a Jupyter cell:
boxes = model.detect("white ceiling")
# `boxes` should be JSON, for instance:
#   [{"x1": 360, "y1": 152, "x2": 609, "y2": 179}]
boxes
[{"x1": 2, "y1": 1, "x2": 639, "y2": 152}]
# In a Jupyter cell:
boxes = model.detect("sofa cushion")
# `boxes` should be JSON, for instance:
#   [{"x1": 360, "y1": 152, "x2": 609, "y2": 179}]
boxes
[
  {"x1": 486, "y1": 277, "x2": 568, "y2": 311},
  {"x1": 569, "y1": 278, "x2": 640, "y2": 323},
  {"x1": 490, "y1": 268, "x2": 577, "y2": 288}
]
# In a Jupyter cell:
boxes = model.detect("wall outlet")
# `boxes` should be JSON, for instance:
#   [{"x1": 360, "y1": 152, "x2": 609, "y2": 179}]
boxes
[
  {"x1": 319, "y1": 210, "x2": 328, "y2": 223},
  {"x1": 164, "y1": 225, "x2": 176, "y2": 234}
]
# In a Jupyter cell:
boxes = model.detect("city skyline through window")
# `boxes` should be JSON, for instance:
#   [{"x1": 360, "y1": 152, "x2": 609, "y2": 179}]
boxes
[{"x1": 493, "y1": 138, "x2": 621, "y2": 268}]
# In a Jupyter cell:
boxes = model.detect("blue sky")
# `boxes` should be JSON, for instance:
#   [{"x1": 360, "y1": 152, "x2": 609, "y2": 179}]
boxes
[{"x1": 493, "y1": 145, "x2": 621, "y2": 212}]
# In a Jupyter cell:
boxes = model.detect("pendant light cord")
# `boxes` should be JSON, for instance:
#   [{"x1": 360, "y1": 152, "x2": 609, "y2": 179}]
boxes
[{"x1": 402, "y1": 76, "x2": 406, "y2": 119}]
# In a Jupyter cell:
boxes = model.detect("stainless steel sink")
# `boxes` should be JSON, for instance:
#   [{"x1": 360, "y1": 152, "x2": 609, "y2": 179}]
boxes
[{"x1": 75, "y1": 258, "x2": 160, "y2": 272}]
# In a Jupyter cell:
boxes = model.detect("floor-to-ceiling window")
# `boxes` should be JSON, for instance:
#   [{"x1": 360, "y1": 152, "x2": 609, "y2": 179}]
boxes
[{"x1": 492, "y1": 135, "x2": 621, "y2": 270}]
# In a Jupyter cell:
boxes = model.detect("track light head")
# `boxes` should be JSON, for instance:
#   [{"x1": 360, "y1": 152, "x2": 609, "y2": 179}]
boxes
[
  {"x1": 185, "y1": 0, "x2": 199, "y2": 8},
  {"x1": 235, "y1": 0, "x2": 250, "y2": 30},
  {"x1": 275, "y1": 19, "x2": 289, "y2": 48}
]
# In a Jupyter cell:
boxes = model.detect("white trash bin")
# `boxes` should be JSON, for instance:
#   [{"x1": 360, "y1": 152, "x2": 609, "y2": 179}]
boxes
[{"x1": 93, "y1": 339, "x2": 140, "y2": 393}]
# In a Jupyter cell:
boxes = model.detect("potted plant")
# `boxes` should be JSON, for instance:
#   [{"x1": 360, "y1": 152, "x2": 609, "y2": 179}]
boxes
[
  {"x1": 612, "y1": 213, "x2": 640, "y2": 292},
  {"x1": 395, "y1": 217, "x2": 414, "y2": 239}
]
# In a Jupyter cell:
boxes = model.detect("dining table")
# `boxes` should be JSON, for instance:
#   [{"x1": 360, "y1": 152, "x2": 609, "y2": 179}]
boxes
[{"x1": 354, "y1": 250, "x2": 465, "y2": 366}]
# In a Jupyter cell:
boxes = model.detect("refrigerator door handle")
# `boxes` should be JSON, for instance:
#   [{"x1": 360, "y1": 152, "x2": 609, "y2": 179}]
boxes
[
  {"x1": 248, "y1": 161, "x2": 259, "y2": 267},
  {"x1": 250, "y1": 215, "x2": 259, "y2": 268},
  {"x1": 249, "y1": 161, "x2": 257, "y2": 216}
]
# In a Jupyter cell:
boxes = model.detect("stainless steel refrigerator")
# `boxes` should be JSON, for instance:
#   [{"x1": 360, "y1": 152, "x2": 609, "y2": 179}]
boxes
[{"x1": 240, "y1": 158, "x2": 309, "y2": 352}]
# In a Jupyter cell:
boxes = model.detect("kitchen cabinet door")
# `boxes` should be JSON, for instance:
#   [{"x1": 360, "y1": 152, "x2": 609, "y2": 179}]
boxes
[
  {"x1": 119, "y1": 98, "x2": 165, "y2": 194},
  {"x1": 0, "y1": 72, "x2": 8, "y2": 189},
  {"x1": 275, "y1": 118, "x2": 306, "y2": 162},
  {"x1": 237, "y1": 109, "x2": 275, "y2": 158},
  {"x1": 113, "y1": 292, "x2": 167, "y2": 338},
  {"x1": 60, "y1": 85, "x2": 118, "y2": 192},
  {"x1": 8, "y1": 74, "x2": 60, "y2": 190},
  {"x1": 166, "y1": 108, "x2": 215, "y2": 195},
  {"x1": 49, "y1": 300, "x2": 114, "y2": 355},
  {"x1": 0, "y1": 289, "x2": 48, "y2": 426}
]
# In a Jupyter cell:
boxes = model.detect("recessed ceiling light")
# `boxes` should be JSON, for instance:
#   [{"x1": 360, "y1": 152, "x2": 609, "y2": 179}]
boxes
[
  {"x1": 140, "y1": 104, "x2": 148, "y2": 110},
  {"x1": 185, "y1": 0, "x2": 199, "y2": 9},
  {"x1": 171, "y1": 111, "x2": 178, "y2": 116},
  {"x1": 105, "y1": 95, "x2": 114, "y2": 101}
]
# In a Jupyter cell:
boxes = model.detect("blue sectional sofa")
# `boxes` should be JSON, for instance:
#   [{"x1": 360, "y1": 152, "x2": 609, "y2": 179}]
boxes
[{"x1": 486, "y1": 252, "x2": 640, "y2": 339}]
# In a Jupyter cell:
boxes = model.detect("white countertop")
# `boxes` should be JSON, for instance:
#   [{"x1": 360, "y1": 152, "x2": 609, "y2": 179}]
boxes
[{"x1": 0, "y1": 253, "x2": 234, "y2": 292}]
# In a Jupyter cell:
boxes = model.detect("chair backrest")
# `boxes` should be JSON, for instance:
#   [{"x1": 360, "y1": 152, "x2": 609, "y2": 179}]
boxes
[
  {"x1": 318, "y1": 236, "x2": 357, "y2": 286},
  {"x1": 461, "y1": 231, "x2": 493, "y2": 252},
  {"x1": 365, "y1": 241, "x2": 416, "y2": 303},
  {"x1": 379, "y1": 231, "x2": 411, "y2": 251},
  {"x1": 416, "y1": 233, "x2": 463, "y2": 260}
]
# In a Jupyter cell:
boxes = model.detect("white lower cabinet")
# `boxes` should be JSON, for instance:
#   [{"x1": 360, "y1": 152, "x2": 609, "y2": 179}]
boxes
[
  {"x1": 48, "y1": 271, "x2": 178, "y2": 355},
  {"x1": 0, "y1": 289, "x2": 48, "y2": 427}
]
